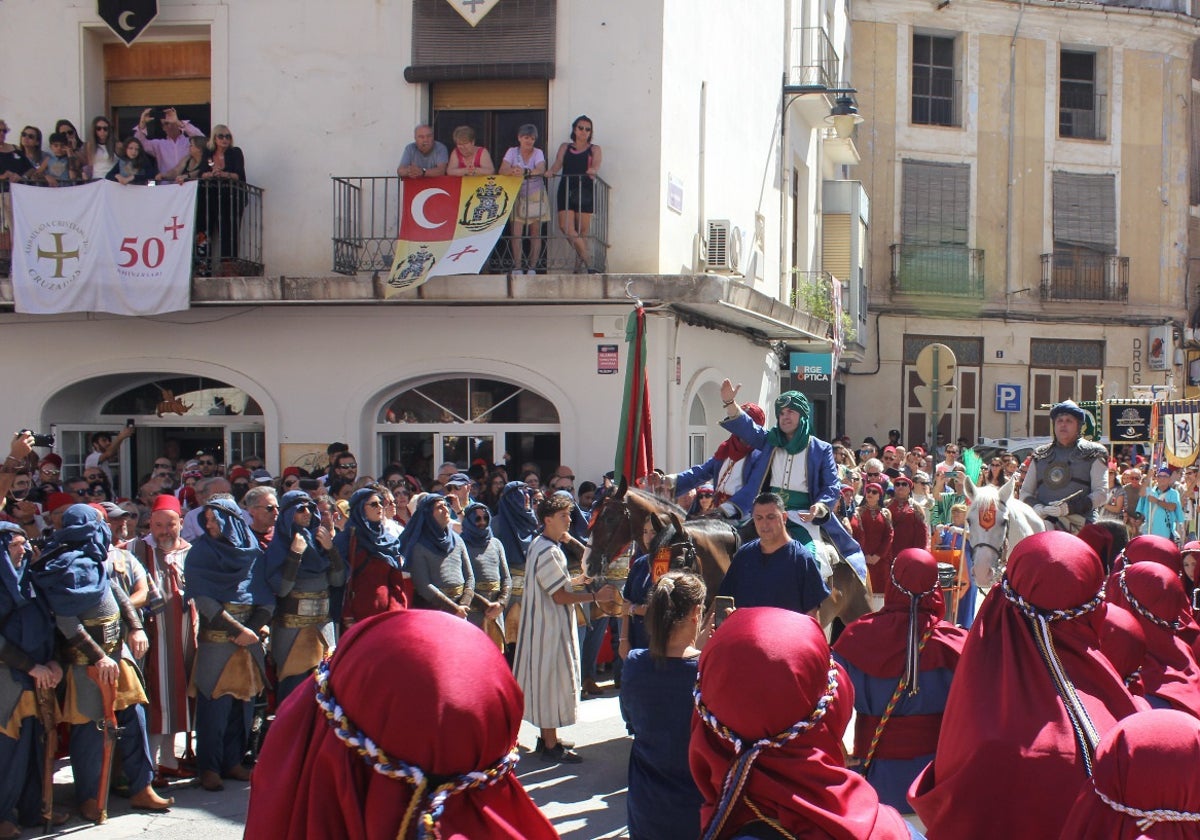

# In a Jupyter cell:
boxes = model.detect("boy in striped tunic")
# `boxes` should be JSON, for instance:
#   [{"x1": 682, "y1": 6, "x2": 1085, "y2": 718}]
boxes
[{"x1": 513, "y1": 494, "x2": 616, "y2": 763}]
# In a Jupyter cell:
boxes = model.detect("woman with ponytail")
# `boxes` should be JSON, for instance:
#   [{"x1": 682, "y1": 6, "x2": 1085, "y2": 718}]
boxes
[{"x1": 619, "y1": 571, "x2": 709, "y2": 839}]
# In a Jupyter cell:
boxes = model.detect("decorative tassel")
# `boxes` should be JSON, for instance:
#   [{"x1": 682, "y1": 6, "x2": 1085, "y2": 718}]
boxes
[{"x1": 904, "y1": 597, "x2": 921, "y2": 697}]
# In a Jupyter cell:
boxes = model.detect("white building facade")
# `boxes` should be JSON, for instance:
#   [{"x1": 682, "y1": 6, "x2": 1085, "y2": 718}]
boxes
[{"x1": 0, "y1": 0, "x2": 863, "y2": 492}]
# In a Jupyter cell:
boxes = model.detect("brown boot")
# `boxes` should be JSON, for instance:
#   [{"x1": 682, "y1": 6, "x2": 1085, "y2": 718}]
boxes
[
  {"x1": 582, "y1": 678, "x2": 604, "y2": 697},
  {"x1": 130, "y1": 785, "x2": 174, "y2": 810},
  {"x1": 0, "y1": 819, "x2": 20, "y2": 839},
  {"x1": 79, "y1": 798, "x2": 102, "y2": 823},
  {"x1": 199, "y1": 770, "x2": 224, "y2": 791},
  {"x1": 223, "y1": 763, "x2": 252, "y2": 782}
]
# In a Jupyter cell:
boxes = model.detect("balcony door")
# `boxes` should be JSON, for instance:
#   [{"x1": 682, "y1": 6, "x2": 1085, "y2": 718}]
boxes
[
  {"x1": 104, "y1": 41, "x2": 212, "y2": 139},
  {"x1": 431, "y1": 80, "x2": 548, "y2": 272}
]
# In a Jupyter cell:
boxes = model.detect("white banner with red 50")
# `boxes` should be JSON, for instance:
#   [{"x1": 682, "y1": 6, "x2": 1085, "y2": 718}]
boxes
[{"x1": 11, "y1": 179, "x2": 197, "y2": 316}]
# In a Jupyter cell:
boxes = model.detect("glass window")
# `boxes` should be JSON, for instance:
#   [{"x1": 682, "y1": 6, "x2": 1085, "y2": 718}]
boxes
[
  {"x1": 381, "y1": 377, "x2": 557, "y2": 424},
  {"x1": 912, "y1": 34, "x2": 958, "y2": 127},
  {"x1": 100, "y1": 376, "x2": 263, "y2": 417}
]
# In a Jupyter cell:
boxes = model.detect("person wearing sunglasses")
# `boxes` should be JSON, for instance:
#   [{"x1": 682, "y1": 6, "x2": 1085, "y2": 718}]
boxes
[
  {"x1": 401, "y1": 495, "x2": 474, "y2": 619},
  {"x1": 80, "y1": 115, "x2": 116, "y2": 180},
  {"x1": 335, "y1": 489, "x2": 407, "y2": 630},
  {"x1": 185, "y1": 497, "x2": 273, "y2": 792},
  {"x1": 265, "y1": 491, "x2": 342, "y2": 704},
  {"x1": 460, "y1": 502, "x2": 510, "y2": 650},
  {"x1": 242, "y1": 486, "x2": 279, "y2": 552},
  {"x1": 201, "y1": 123, "x2": 247, "y2": 264},
  {"x1": 851, "y1": 482, "x2": 895, "y2": 599}
]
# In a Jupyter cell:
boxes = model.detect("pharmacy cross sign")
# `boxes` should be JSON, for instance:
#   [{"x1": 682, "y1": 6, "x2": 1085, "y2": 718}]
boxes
[
  {"x1": 97, "y1": 0, "x2": 158, "y2": 46},
  {"x1": 445, "y1": 0, "x2": 501, "y2": 28}
]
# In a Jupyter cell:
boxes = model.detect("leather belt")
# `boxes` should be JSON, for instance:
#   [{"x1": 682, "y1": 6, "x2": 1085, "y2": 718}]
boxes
[{"x1": 277, "y1": 590, "x2": 330, "y2": 627}]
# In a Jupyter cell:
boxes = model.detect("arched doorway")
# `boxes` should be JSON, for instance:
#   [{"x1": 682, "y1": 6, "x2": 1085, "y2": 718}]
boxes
[
  {"x1": 375, "y1": 375, "x2": 560, "y2": 485},
  {"x1": 43, "y1": 373, "x2": 266, "y2": 495}
]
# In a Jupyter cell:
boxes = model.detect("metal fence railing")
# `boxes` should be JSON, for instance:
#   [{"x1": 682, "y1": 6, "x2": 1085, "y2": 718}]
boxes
[
  {"x1": 1040, "y1": 248, "x2": 1129, "y2": 302},
  {"x1": 790, "y1": 27, "x2": 840, "y2": 90},
  {"x1": 890, "y1": 243, "x2": 985, "y2": 297},
  {"x1": 331, "y1": 173, "x2": 610, "y2": 276},
  {"x1": 0, "y1": 179, "x2": 264, "y2": 279}
]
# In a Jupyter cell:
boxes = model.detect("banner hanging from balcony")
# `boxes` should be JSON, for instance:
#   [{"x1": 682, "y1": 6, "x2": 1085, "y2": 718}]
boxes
[
  {"x1": 10, "y1": 180, "x2": 197, "y2": 316},
  {"x1": 387, "y1": 175, "x2": 522, "y2": 296}
]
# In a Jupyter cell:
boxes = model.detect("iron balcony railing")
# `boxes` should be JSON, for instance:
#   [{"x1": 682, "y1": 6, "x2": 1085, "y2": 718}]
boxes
[
  {"x1": 1059, "y1": 89, "x2": 1107, "y2": 140},
  {"x1": 0, "y1": 178, "x2": 264, "y2": 279},
  {"x1": 790, "y1": 27, "x2": 840, "y2": 89},
  {"x1": 889, "y1": 243, "x2": 985, "y2": 297},
  {"x1": 331, "y1": 173, "x2": 610, "y2": 276},
  {"x1": 1040, "y1": 248, "x2": 1129, "y2": 302}
]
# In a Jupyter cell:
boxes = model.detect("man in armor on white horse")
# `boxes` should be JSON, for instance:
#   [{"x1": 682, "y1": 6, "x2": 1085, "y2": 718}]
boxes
[{"x1": 1018, "y1": 399, "x2": 1108, "y2": 533}]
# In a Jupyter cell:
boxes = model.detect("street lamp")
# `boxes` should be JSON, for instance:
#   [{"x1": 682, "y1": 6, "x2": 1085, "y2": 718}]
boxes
[{"x1": 825, "y1": 95, "x2": 865, "y2": 139}]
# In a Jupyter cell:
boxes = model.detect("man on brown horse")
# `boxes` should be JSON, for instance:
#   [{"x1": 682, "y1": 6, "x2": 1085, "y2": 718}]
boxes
[{"x1": 718, "y1": 381, "x2": 868, "y2": 584}]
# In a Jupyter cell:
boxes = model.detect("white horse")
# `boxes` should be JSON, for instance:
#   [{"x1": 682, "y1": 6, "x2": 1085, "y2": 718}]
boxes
[{"x1": 965, "y1": 479, "x2": 1045, "y2": 572}]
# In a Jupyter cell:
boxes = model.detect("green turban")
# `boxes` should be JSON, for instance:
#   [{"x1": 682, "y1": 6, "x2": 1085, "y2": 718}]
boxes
[{"x1": 766, "y1": 391, "x2": 812, "y2": 454}]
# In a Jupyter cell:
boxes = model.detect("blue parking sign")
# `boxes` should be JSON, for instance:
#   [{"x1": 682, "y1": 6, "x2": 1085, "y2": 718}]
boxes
[{"x1": 995, "y1": 384, "x2": 1022, "y2": 413}]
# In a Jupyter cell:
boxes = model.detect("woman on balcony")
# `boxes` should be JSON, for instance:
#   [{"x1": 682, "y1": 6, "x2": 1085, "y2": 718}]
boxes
[
  {"x1": 201, "y1": 124, "x2": 247, "y2": 266},
  {"x1": 81, "y1": 116, "x2": 116, "y2": 181},
  {"x1": 445, "y1": 125, "x2": 495, "y2": 177},
  {"x1": 10, "y1": 126, "x2": 43, "y2": 182},
  {"x1": 548, "y1": 115, "x2": 603, "y2": 274},
  {"x1": 500, "y1": 124, "x2": 549, "y2": 275}
]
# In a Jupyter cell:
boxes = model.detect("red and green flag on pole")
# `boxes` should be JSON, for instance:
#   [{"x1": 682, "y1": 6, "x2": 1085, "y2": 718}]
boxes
[{"x1": 615, "y1": 304, "x2": 654, "y2": 486}]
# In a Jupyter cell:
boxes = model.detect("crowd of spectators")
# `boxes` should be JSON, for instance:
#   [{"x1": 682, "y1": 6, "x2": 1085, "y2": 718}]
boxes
[
  {"x1": 0, "y1": 109, "x2": 249, "y2": 265},
  {"x1": 4, "y1": 414, "x2": 1200, "y2": 837}
]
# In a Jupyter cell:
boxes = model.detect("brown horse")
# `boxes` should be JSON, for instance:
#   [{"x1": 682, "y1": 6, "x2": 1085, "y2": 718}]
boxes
[
  {"x1": 586, "y1": 482, "x2": 737, "y2": 609},
  {"x1": 587, "y1": 481, "x2": 872, "y2": 630}
]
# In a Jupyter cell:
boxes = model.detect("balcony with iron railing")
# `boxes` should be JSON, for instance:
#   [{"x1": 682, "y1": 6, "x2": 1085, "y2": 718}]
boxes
[
  {"x1": 889, "y1": 244, "x2": 985, "y2": 297},
  {"x1": 331, "y1": 173, "x2": 609, "y2": 275},
  {"x1": 1040, "y1": 247, "x2": 1129, "y2": 302},
  {"x1": 788, "y1": 27, "x2": 840, "y2": 90},
  {"x1": 1059, "y1": 89, "x2": 1107, "y2": 141},
  {"x1": 0, "y1": 179, "x2": 264, "y2": 278}
]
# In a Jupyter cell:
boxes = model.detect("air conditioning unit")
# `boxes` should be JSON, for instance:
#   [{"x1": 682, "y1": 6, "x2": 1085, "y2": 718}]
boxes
[{"x1": 706, "y1": 219, "x2": 739, "y2": 273}]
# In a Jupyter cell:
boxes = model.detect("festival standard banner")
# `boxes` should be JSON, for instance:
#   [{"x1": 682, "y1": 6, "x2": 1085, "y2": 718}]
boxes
[
  {"x1": 386, "y1": 175, "x2": 522, "y2": 296},
  {"x1": 11, "y1": 180, "x2": 197, "y2": 316},
  {"x1": 1161, "y1": 400, "x2": 1200, "y2": 468},
  {"x1": 1107, "y1": 401, "x2": 1154, "y2": 444}
]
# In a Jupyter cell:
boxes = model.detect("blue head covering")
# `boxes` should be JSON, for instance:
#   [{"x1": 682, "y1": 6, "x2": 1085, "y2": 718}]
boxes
[
  {"x1": 264, "y1": 490, "x2": 330, "y2": 592},
  {"x1": 27, "y1": 504, "x2": 111, "y2": 617},
  {"x1": 398, "y1": 494, "x2": 458, "y2": 558},
  {"x1": 0, "y1": 521, "x2": 30, "y2": 610},
  {"x1": 492, "y1": 481, "x2": 538, "y2": 570},
  {"x1": 184, "y1": 497, "x2": 273, "y2": 605},
  {"x1": 0, "y1": 521, "x2": 53, "y2": 687},
  {"x1": 460, "y1": 501, "x2": 494, "y2": 551},
  {"x1": 333, "y1": 488, "x2": 404, "y2": 570}
]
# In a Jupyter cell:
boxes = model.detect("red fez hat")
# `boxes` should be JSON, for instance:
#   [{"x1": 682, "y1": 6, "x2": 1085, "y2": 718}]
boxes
[
  {"x1": 152, "y1": 494, "x2": 182, "y2": 515},
  {"x1": 43, "y1": 492, "x2": 75, "y2": 513}
]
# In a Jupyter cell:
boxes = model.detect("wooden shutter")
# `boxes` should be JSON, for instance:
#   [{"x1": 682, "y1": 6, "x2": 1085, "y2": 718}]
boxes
[
  {"x1": 1052, "y1": 172, "x2": 1116, "y2": 254},
  {"x1": 901, "y1": 160, "x2": 969, "y2": 245}
]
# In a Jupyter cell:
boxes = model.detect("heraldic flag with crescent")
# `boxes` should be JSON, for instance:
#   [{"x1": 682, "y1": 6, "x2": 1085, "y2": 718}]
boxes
[{"x1": 387, "y1": 175, "x2": 522, "y2": 295}]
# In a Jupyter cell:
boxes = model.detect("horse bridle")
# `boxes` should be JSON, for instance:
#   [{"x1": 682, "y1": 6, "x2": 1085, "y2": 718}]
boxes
[
  {"x1": 593, "y1": 494, "x2": 699, "y2": 575},
  {"x1": 971, "y1": 503, "x2": 1009, "y2": 566}
]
